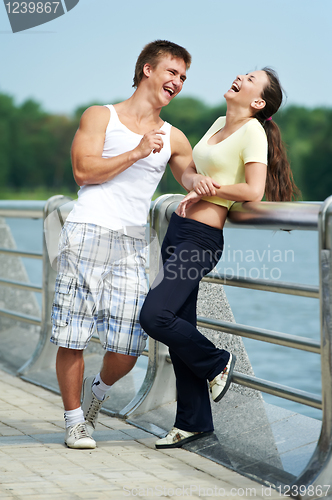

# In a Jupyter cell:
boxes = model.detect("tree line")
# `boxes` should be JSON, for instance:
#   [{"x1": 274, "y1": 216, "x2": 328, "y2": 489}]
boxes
[{"x1": 1, "y1": 92, "x2": 331, "y2": 201}]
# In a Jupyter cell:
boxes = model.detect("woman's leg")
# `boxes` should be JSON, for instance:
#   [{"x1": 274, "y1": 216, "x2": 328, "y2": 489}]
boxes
[
  {"x1": 140, "y1": 240, "x2": 229, "y2": 382},
  {"x1": 167, "y1": 281, "x2": 214, "y2": 432},
  {"x1": 140, "y1": 241, "x2": 227, "y2": 431},
  {"x1": 140, "y1": 215, "x2": 231, "y2": 433},
  {"x1": 170, "y1": 349, "x2": 214, "y2": 432}
]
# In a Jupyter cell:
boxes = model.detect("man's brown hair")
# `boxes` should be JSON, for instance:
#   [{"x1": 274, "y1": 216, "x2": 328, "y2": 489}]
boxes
[{"x1": 133, "y1": 40, "x2": 191, "y2": 88}]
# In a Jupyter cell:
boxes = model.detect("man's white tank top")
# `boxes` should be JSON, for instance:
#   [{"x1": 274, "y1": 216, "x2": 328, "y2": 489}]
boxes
[{"x1": 67, "y1": 104, "x2": 172, "y2": 231}]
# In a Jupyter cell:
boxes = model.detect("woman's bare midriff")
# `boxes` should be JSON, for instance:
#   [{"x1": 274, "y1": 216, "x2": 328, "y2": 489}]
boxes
[{"x1": 185, "y1": 199, "x2": 228, "y2": 230}]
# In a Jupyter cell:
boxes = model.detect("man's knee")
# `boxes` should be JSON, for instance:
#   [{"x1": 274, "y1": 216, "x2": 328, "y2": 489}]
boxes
[
  {"x1": 104, "y1": 350, "x2": 137, "y2": 369},
  {"x1": 57, "y1": 346, "x2": 84, "y2": 358}
]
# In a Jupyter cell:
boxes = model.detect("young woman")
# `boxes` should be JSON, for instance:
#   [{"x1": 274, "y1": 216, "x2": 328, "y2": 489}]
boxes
[{"x1": 140, "y1": 67, "x2": 299, "y2": 449}]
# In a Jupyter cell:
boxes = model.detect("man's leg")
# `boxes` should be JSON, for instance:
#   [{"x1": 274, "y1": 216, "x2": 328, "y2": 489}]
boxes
[
  {"x1": 100, "y1": 351, "x2": 137, "y2": 386},
  {"x1": 56, "y1": 347, "x2": 84, "y2": 410},
  {"x1": 51, "y1": 222, "x2": 108, "y2": 449},
  {"x1": 82, "y1": 351, "x2": 138, "y2": 434},
  {"x1": 82, "y1": 229, "x2": 148, "y2": 432},
  {"x1": 56, "y1": 347, "x2": 96, "y2": 449}
]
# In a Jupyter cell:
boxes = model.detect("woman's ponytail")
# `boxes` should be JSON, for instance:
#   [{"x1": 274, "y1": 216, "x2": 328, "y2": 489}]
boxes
[
  {"x1": 263, "y1": 120, "x2": 300, "y2": 201},
  {"x1": 255, "y1": 68, "x2": 301, "y2": 202}
]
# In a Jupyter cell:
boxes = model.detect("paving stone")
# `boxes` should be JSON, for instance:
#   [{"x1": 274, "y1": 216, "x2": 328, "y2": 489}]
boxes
[{"x1": 0, "y1": 367, "x2": 280, "y2": 499}]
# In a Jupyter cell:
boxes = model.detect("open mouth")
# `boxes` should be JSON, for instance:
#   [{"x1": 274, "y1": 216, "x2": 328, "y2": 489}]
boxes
[
  {"x1": 164, "y1": 86, "x2": 175, "y2": 96},
  {"x1": 230, "y1": 82, "x2": 240, "y2": 92}
]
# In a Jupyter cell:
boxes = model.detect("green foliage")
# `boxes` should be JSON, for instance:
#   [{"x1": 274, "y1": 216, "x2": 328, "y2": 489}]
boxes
[
  {"x1": 0, "y1": 93, "x2": 78, "y2": 193},
  {"x1": 273, "y1": 106, "x2": 332, "y2": 200},
  {"x1": 300, "y1": 109, "x2": 332, "y2": 200},
  {"x1": 0, "y1": 91, "x2": 331, "y2": 201},
  {"x1": 0, "y1": 186, "x2": 77, "y2": 200},
  {"x1": 0, "y1": 94, "x2": 16, "y2": 187}
]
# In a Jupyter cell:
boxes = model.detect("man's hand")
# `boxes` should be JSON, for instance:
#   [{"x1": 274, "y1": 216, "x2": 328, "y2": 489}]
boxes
[
  {"x1": 175, "y1": 190, "x2": 202, "y2": 218},
  {"x1": 135, "y1": 130, "x2": 166, "y2": 158},
  {"x1": 192, "y1": 174, "x2": 220, "y2": 196}
]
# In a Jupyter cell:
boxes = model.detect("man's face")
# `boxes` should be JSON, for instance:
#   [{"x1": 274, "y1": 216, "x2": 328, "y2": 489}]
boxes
[{"x1": 145, "y1": 55, "x2": 187, "y2": 106}]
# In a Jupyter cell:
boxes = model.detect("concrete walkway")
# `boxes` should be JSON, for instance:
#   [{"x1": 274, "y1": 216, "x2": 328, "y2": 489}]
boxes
[{"x1": 0, "y1": 369, "x2": 282, "y2": 500}]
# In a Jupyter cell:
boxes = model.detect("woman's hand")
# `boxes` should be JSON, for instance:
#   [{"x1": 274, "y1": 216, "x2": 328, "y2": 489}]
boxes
[
  {"x1": 192, "y1": 174, "x2": 220, "y2": 196},
  {"x1": 176, "y1": 190, "x2": 202, "y2": 218}
]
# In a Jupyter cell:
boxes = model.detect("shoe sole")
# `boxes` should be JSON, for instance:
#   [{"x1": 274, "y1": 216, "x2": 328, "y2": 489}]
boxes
[
  {"x1": 65, "y1": 440, "x2": 96, "y2": 449},
  {"x1": 155, "y1": 431, "x2": 213, "y2": 449},
  {"x1": 213, "y1": 354, "x2": 236, "y2": 403}
]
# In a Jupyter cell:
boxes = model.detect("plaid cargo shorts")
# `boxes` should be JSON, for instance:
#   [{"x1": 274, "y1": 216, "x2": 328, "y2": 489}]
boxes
[{"x1": 50, "y1": 222, "x2": 148, "y2": 356}]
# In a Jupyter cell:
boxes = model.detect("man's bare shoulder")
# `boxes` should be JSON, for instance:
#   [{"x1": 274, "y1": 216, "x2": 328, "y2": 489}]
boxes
[
  {"x1": 79, "y1": 105, "x2": 111, "y2": 133},
  {"x1": 170, "y1": 126, "x2": 192, "y2": 154}
]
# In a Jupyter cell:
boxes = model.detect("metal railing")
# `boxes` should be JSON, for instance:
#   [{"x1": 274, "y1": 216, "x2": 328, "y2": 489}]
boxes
[
  {"x1": 159, "y1": 195, "x2": 331, "y2": 498},
  {"x1": 0, "y1": 196, "x2": 72, "y2": 373},
  {"x1": 0, "y1": 194, "x2": 331, "y2": 497},
  {"x1": 152, "y1": 196, "x2": 323, "y2": 412},
  {"x1": 0, "y1": 201, "x2": 44, "y2": 326}
]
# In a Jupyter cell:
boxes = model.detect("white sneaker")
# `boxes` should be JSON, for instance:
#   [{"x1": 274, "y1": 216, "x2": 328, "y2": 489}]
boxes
[
  {"x1": 82, "y1": 375, "x2": 109, "y2": 435},
  {"x1": 65, "y1": 422, "x2": 96, "y2": 449},
  {"x1": 155, "y1": 427, "x2": 212, "y2": 449},
  {"x1": 209, "y1": 353, "x2": 236, "y2": 402}
]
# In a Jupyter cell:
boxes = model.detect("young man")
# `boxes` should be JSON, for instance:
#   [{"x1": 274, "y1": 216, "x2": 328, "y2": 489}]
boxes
[{"x1": 50, "y1": 40, "x2": 192, "y2": 449}]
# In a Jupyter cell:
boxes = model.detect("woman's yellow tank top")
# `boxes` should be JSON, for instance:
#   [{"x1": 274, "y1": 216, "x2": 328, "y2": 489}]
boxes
[{"x1": 193, "y1": 117, "x2": 268, "y2": 209}]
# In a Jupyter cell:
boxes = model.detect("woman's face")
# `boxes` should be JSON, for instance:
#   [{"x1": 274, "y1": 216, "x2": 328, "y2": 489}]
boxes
[{"x1": 224, "y1": 70, "x2": 269, "y2": 110}]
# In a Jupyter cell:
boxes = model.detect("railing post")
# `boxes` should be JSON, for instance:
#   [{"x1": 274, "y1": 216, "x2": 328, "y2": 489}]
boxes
[
  {"x1": 291, "y1": 195, "x2": 332, "y2": 499},
  {"x1": 18, "y1": 195, "x2": 73, "y2": 376},
  {"x1": 119, "y1": 194, "x2": 184, "y2": 417}
]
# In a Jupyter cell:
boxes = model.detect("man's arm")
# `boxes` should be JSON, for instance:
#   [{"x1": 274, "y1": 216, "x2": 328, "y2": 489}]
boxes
[
  {"x1": 168, "y1": 127, "x2": 192, "y2": 190},
  {"x1": 72, "y1": 106, "x2": 166, "y2": 186}
]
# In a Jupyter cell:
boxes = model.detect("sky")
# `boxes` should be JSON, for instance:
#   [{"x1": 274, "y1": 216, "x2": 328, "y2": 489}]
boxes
[{"x1": 1, "y1": 0, "x2": 331, "y2": 116}]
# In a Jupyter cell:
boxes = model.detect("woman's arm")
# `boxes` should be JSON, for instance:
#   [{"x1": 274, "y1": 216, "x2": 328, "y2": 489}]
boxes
[
  {"x1": 187, "y1": 161, "x2": 267, "y2": 202},
  {"x1": 213, "y1": 162, "x2": 267, "y2": 202},
  {"x1": 181, "y1": 161, "x2": 221, "y2": 196},
  {"x1": 176, "y1": 162, "x2": 267, "y2": 218}
]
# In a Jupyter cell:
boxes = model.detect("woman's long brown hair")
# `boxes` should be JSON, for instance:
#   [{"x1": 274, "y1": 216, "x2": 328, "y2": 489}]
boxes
[{"x1": 255, "y1": 68, "x2": 300, "y2": 201}]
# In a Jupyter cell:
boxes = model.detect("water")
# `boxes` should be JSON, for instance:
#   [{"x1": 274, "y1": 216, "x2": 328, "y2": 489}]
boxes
[
  {"x1": 6, "y1": 217, "x2": 44, "y2": 307},
  {"x1": 221, "y1": 227, "x2": 321, "y2": 420},
  {"x1": 5, "y1": 218, "x2": 322, "y2": 420}
]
